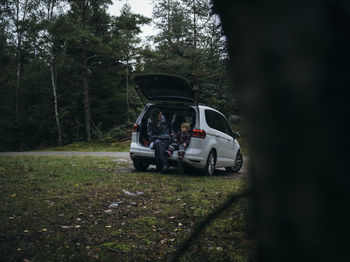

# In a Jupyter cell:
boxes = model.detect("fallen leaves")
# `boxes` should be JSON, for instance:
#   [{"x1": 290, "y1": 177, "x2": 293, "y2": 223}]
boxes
[
  {"x1": 108, "y1": 201, "x2": 123, "y2": 208},
  {"x1": 122, "y1": 189, "x2": 144, "y2": 196}
]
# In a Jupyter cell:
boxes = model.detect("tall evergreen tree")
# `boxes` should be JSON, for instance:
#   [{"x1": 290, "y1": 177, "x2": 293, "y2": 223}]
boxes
[
  {"x1": 5, "y1": 0, "x2": 38, "y2": 119},
  {"x1": 150, "y1": 0, "x2": 193, "y2": 76},
  {"x1": 182, "y1": 0, "x2": 211, "y2": 84},
  {"x1": 66, "y1": 0, "x2": 112, "y2": 142},
  {"x1": 148, "y1": 0, "x2": 235, "y2": 115},
  {"x1": 111, "y1": 3, "x2": 150, "y2": 122}
]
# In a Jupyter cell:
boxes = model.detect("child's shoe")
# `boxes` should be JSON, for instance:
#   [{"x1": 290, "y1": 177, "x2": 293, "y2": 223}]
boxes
[
  {"x1": 165, "y1": 150, "x2": 172, "y2": 157},
  {"x1": 149, "y1": 142, "x2": 154, "y2": 149},
  {"x1": 178, "y1": 150, "x2": 185, "y2": 160}
]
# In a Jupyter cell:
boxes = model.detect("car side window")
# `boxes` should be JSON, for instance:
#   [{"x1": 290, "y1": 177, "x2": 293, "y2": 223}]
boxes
[
  {"x1": 205, "y1": 109, "x2": 229, "y2": 134},
  {"x1": 213, "y1": 112, "x2": 228, "y2": 134},
  {"x1": 205, "y1": 110, "x2": 215, "y2": 129},
  {"x1": 223, "y1": 117, "x2": 234, "y2": 137}
]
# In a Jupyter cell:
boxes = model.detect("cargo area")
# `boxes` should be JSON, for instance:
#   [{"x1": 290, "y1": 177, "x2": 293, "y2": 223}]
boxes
[{"x1": 138, "y1": 105, "x2": 196, "y2": 147}]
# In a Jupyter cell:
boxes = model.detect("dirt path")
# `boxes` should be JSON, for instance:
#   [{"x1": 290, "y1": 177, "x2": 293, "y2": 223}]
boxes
[
  {"x1": 0, "y1": 151, "x2": 131, "y2": 160},
  {"x1": 0, "y1": 151, "x2": 248, "y2": 177}
]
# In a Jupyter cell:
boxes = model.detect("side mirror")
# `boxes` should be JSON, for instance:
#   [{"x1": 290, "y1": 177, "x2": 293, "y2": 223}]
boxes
[{"x1": 232, "y1": 132, "x2": 240, "y2": 139}]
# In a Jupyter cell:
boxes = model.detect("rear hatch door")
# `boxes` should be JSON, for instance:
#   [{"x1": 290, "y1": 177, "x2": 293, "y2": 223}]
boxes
[{"x1": 133, "y1": 73, "x2": 196, "y2": 105}]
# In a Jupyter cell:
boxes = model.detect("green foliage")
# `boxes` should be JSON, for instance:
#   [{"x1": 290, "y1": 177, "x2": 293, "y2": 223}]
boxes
[
  {"x1": 0, "y1": 0, "x2": 238, "y2": 151},
  {"x1": 92, "y1": 124, "x2": 132, "y2": 143},
  {"x1": 0, "y1": 0, "x2": 148, "y2": 150},
  {"x1": 146, "y1": 0, "x2": 238, "y2": 116}
]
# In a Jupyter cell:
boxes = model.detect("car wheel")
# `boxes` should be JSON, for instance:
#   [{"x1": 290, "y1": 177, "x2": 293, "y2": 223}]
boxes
[
  {"x1": 226, "y1": 151, "x2": 243, "y2": 173},
  {"x1": 203, "y1": 150, "x2": 216, "y2": 176},
  {"x1": 133, "y1": 159, "x2": 150, "y2": 171}
]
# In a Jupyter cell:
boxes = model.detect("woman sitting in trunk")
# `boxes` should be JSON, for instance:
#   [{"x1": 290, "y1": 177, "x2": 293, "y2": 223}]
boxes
[{"x1": 147, "y1": 108, "x2": 172, "y2": 172}]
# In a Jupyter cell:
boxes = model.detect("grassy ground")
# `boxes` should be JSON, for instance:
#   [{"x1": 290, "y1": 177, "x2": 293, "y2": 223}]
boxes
[
  {"x1": 0, "y1": 156, "x2": 254, "y2": 261},
  {"x1": 37, "y1": 140, "x2": 130, "y2": 152}
]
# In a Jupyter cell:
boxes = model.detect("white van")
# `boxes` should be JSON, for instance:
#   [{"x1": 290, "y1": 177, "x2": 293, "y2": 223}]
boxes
[{"x1": 129, "y1": 73, "x2": 243, "y2": 175}]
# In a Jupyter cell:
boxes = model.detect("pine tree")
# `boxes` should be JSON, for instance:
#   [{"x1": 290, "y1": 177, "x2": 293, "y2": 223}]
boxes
[
  {"x1": 111, "y1": 3, "x2": 150, "y2": 123},
  {"x1": 150, "y1": 0, "x2": 193, "y2": 76},
  {"x1": 66, "y1": 0, "x2": 113, "y2": 142},
  {"x1": 148, "y1": 0, "x2": 235, "y2": 114}
]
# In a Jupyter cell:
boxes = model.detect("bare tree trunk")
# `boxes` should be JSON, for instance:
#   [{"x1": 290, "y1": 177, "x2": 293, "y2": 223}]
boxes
[
  {"x1": 193, "y1": 0, "x2": 197, "y2": 50},
  {"x1": 14, "y1": 0, "x2": 30, "y2": 120},
  {"x1": 126, "y1": 51, "x2": 130, "y2": 123},
  {"x1": 16, "y1": 59, "x2": 20, "y2": 119},
  {"x1": 193, "y1": 0, "x2": 198, "y2": 86},
  {"x1": 47, "y1": 0, "x2": 62, "y2": 146},
  {"x1": 50, "y1": 63, "x2": 62, "y2": 145},
  {"x1": 167, "y1": 0, "x2": 171, "y2": 57},
  {"x1": 82, "y1": 43, "x2": 91, "y2": 142},
  {"x1": 81, "y1": 0, "x2": 91, "y2": 142},
  {"x1": 15, "y1": 0, "x2": 21, "y2": 120}
]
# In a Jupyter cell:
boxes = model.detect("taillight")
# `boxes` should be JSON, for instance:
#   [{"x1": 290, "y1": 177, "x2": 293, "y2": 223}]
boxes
[
  {"x1": 133, "y1": 124, "x2": 139, "y2": 132},
  {"x1": 192, "y1": 129, "x2": 206, "y2": 139}
]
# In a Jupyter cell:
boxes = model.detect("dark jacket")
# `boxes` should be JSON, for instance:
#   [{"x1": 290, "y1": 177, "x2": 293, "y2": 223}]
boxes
[
  {"x1": 147, "y1": 115, "x2": 171, "y2": 142},
  {"x1": 173, "y1": 130, "x2": 191, "y2": 148}
]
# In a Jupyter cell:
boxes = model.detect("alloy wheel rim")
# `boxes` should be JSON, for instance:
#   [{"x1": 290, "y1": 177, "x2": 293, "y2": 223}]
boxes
[
  {"x1": 208, "y1": 154, "x2": 215, "y2": 175},
  {"x1": 233, "y1": 154, "x2": 242, "y2": 170}
]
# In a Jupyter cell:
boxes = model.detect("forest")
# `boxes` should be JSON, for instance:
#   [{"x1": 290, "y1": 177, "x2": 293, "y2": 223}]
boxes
[{"x1": 0, "y1": 0, "x2": 237, "y2": 151}]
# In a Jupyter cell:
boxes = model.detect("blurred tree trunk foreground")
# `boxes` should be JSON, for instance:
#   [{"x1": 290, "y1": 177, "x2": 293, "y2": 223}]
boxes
[{"x1": 212, "y1": 0, "x2": 350, "y2": 261}]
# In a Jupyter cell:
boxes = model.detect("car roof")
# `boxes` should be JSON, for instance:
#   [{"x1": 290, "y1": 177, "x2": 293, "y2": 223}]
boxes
[{"x1": 145, "y1": 103, "x2": 222, "y2": 113}]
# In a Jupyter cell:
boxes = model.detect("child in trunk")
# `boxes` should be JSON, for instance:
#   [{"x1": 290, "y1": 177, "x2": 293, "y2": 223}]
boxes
[{"x1": 166, "y1": 122, "x2": 191, "y2": 159}]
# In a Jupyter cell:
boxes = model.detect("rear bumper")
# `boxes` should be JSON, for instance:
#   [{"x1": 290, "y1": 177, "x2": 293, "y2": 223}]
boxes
[{"x1": 130, "y1": 142, "x2": 206, "y2": 169}]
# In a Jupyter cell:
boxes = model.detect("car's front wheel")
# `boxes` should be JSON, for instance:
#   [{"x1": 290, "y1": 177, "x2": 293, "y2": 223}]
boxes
[
  {"x1": 132, "y1": 158, "x2": 150, "y2": 172},
  {"x1": 226, "y1": 151, "x2": 243, "y2": 173},
  {"x1": 203, "y1": 150, "x2": 216, "y2": 176}
]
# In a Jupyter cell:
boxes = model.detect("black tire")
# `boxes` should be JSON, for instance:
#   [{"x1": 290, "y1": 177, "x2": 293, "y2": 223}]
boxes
[
  {"x1": 226, "y1": 151, "x2": 243, "y2": 173},
  {"x1": 132, "y1": 159, "x2": 150, "y2": 171},
  {"x1": 203, "y1": 150, "x2": 216, "y2": 176}
]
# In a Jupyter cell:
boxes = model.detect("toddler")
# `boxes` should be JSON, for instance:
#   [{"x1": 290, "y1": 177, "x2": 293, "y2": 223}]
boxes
[{"x1": 166, "y1": 122, "x2": 191, "y2": 159}]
